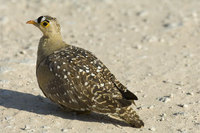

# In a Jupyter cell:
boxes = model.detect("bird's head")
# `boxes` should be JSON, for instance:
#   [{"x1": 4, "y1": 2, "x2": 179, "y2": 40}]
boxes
[{"x1": 26, "y1": 16, "x2": 61, "y2": 37}]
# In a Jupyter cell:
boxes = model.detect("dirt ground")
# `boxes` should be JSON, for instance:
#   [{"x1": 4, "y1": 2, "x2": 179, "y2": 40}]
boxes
[{"x1": 0, "y1": 0, "x2": 200, "y2": 132}]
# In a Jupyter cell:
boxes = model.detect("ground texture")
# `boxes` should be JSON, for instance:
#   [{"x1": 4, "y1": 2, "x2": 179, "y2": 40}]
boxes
[{"x1": 0, "y1": 0, "x2": 200, "y2": 133}]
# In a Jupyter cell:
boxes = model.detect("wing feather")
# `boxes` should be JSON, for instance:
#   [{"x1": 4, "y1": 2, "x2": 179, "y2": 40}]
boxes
[{"x1": 41, "y1": 45, "x2": 137, "y2": 112}]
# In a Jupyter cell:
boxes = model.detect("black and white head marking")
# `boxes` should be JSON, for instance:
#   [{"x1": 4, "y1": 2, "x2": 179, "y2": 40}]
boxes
[{"x1": 36, "y1": 16, "x2": 46, "y2": 23}]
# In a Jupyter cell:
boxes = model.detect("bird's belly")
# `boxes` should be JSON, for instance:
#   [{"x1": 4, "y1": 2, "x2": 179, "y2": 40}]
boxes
[{"x1": 36, "y1": 65, "x2": 90, "y2": 111}]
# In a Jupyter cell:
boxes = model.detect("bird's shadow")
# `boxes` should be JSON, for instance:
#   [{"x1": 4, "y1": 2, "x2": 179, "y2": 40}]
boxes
[{"x1": 0, "y1": 88, "x2": 130, "y2": 127}]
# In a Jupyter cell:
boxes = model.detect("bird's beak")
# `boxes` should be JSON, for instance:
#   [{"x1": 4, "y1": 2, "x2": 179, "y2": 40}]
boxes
[{"x1": 26, "y1": 20, "x2": 37, "y2": 25}]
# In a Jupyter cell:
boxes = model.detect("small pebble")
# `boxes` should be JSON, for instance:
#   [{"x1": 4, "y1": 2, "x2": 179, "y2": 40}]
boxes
[
  {"x1": 159, "y1": 96, "x2": 171, "y2": 103},
  {"x1": 134, "y1": 45, "x2": 142, "y2": 49},
  {"x1": 173, "y1": 112, "x2": 185, "y2": 116},
  {"x1": 196, "y1": 101, "x2": 200, "y2": 104},
  {"x1": 137, "y1": 90, "x2": 143, "y2": 93},
  {"x1": 176, "y1": 86, "x2": 182, "y2": 90},
  {"x1": 19, "y1": 50, "x2": 26, "y2": 55},
  {"x1": 5, "y1": 116, "x2": 13, "y2": 121},
  {"x1": 160, "y1": 117, "x2": 165, "y2": 121},
  {"x1": 41, "y1": 126, "x2": 50, "y2": 129},
  {"x1": 129, "y1": 26, "x2": 139, "y2": 32},
  {"x1": 141, "y1": 35, "x2": 158, "y2": 43},
  {"x1": 178, "y1": 104, "x2": 188, "y2": 108},
  {"x1": 149, "y1": 127, "x2": 156, "y2": 131},
  {"x1": 162, "y1": 79, "x2": 172, "y2": 83},
  {"x1": 22, "y1": 125, "x2": 31, "y2": 130},
  {"x1": 137, "y1": 106, "x2": 143, "y2": 110},
  {"x1": 186, "y1": 92, "x2": 193, "y2": 96},
  {"x1": 61, "y1": 128, "x2": 68, "y2": 132},
  {"x1": 175, "y1": 81, "x2": 184, "y2": 86},
  {"x1": 147, "y1": 105, "x2": 154, "y2": 109},
  {"x1": 160, "y1": 113, "x2": 167, "y2": 117},
  {"x1": 164, "y1": 98, "x2": 171, "y2": 103},
  {"x1": 177, "y1": 128, "x2": 187, "y2": 133},
  {"x1": 142, "y1": 95, "x2": 147, "y2": 98},
  {"x1": 163, "y1": 22, "x2": 183, "y2": 29},
  {"x1": 136, "y1": 10, "x2": 148, "y2": 17}
]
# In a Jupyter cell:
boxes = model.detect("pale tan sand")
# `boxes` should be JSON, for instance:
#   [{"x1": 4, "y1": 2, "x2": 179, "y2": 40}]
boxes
[{"x1": 0, "y1": 0, "x2": 200, "y2": 132}]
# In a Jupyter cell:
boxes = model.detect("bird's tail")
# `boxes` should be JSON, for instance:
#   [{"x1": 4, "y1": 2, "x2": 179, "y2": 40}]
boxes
[{"x1": 115, "y1": 106, "x2": 144, "y2": 128}]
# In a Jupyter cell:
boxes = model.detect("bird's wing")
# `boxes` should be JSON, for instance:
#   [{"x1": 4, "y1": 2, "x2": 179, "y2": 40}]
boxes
[
  {"x1": 44, "y1": 45, "x2": 137, "y2": 112},
  {"x1": 110, "y1": 77, "x2": 138, "y2": 100},
  {"x1": 78, "y1": 48, "x2": 138, "y2": 101},
  {"x1": 99, "y1": 64, "x2": 138, "y2": 101}
]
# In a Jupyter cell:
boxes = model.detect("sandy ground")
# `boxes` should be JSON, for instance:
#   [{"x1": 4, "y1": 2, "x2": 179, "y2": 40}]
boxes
[{"x1": 0, "y1": 0, "x2": 200, "y2": 132}]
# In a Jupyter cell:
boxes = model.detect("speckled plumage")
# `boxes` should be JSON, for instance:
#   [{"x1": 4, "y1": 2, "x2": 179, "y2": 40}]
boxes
[{"x1": 27, "y1": 15, "x2": 144, "y2": 128}]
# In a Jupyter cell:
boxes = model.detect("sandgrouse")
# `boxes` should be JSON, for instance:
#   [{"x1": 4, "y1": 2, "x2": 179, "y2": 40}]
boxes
[{"x1": 26, "y1": 15, "x2": 144, "y2": 128}]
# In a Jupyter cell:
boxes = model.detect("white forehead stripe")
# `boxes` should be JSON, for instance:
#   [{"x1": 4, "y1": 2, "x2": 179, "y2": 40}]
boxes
[{"x1": 41, "y1": 16, "x2": 46, "y2": 22}]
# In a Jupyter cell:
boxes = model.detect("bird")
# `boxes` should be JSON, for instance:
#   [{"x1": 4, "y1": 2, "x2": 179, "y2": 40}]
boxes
[{"x1": 26, "y1": 15, "x2": 144, "y2": 128}]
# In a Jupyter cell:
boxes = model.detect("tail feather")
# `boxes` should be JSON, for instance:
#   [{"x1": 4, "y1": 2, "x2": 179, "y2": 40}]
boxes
[{"x1": 115, "y1": 106, "x2": 144, "y2": 128}]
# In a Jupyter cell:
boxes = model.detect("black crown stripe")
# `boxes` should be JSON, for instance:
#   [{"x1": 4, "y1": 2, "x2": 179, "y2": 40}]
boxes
[{"x1": 37, "y1": 16, "x2": 43, "y2": 23}]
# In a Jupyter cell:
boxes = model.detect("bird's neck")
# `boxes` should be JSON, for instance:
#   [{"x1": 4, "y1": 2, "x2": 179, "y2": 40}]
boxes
[{"x1": 36, "y1": 35, "x2": 67, "y2": 67}]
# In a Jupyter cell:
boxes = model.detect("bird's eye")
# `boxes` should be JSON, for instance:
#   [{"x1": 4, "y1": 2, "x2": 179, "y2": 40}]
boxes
[{"x1": 41, "y1": 20, "x2": 50, "y2": 27}]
